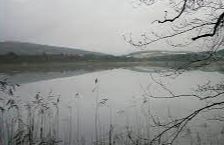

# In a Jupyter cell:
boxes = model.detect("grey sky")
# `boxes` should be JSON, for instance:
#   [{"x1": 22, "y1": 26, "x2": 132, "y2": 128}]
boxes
[{"x1": 1, "y1": 0, "x2": 166, "y2": 55}]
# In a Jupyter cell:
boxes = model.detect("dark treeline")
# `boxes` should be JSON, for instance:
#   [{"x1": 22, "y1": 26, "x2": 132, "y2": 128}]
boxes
[
  {"x1": 0, "y1": 52, "x2": 136, "y2": 64},
  {"x1": 141, "y1": 50, "x2": 224, "y2": 62},
  {"x1": 1, "y1": 48, "x2": 224, "y2": 65}
]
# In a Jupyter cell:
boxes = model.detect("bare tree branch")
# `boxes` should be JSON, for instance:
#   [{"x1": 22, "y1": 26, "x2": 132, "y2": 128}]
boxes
[
  {"x1": 192, "y1": 12, "x2": 224, "y2": 40},
  {"x1": 149, "y1": 101, "x2": 224, "y2": 145},
  {"x1": 157, "y1": 0, "x2": 187, "y2": 23}
]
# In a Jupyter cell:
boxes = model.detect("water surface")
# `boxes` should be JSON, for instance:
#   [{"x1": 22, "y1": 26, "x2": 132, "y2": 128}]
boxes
[{"x1": 1, "y1": 66, "x2": 224, "y2": 145}]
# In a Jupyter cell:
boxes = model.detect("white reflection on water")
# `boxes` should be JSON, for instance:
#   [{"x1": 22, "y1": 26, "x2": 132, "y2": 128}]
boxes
[{"x1": 7, "y1": 68, "x2": 224, "y2": 144}]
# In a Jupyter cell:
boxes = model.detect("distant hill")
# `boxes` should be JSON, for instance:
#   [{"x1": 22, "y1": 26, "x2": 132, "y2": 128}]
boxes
[
  {"x1": 0, "y1": 41, "x2": 107, "y2": 56},
  {"x1": 0, "y1": 41, "x2": 133, "y2": 64},
  {"x1": 126, "y1": 50, "x2": 190, "y2": 59},
  {"x1": 216, "y1": 49, "x2": 224, "y2": 57},
  {"x1": 126, "y1": 49, "x2": 224, "y2": 62}
]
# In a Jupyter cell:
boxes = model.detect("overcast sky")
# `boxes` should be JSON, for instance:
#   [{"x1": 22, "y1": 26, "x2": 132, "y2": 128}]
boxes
[{"x1": 0, "y1": 0, "x2": 169, "y2": 55}]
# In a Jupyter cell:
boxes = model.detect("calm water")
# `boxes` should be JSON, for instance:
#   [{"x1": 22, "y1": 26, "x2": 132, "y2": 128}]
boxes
[{"x1": 1, "y1": 67, "x2": 224, "y2": 145}]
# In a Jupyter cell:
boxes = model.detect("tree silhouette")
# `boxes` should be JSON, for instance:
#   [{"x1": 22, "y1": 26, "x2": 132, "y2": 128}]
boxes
[
  {"x1": 125, "y1": 0, "x2": 224, "y2": 52},
  {"x1": 125, "y1": 0, "x2": 224, "y2": 144}
]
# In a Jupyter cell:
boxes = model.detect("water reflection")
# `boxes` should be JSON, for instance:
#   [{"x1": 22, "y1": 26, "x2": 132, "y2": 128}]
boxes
[{"x1": 1, "y1": 67, "x2": 224, "y2": 145}]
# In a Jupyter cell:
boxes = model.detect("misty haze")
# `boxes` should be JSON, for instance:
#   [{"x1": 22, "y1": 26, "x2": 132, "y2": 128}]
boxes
[{"x1": 1, "y1": 0, "x2": 224, "y2": 145}]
